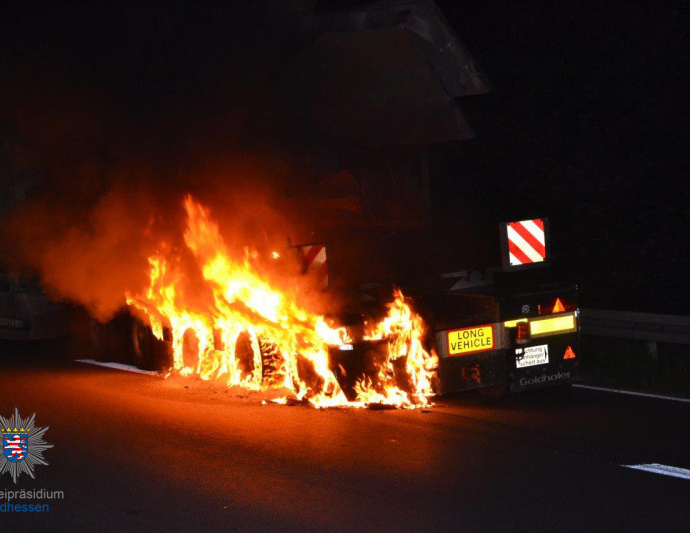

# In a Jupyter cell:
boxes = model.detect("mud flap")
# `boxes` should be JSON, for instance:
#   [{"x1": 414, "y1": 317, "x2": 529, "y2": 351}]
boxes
[
  {"x1": 509, "y1": 335, "x2": 579, "y2": 392},
  {"x1": 435, "y1": 350, "x2": 510, "y2": 394}
]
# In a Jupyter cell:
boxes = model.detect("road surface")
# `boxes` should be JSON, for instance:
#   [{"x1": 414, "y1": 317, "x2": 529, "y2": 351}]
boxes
[{"x1": 1, "y1": 340, "x2": 689, "y2": 531}]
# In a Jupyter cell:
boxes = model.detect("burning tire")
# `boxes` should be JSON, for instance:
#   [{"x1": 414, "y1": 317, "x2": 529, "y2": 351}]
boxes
[
  {"x1": 131, "y1": 319, "x2": 172, "y2": 371},
  {"x1": 328, "y1": 339, "x2": 389, "y2": 402},
  {"x1": 257, "y1": 337, "x2": 286, "y2": 387},
  {"x1": 234, "y1": 331, "x2": 256, "y2": 379},
  {"x1": 233, "y1": 331, "x2": 288, "y2": 387}
]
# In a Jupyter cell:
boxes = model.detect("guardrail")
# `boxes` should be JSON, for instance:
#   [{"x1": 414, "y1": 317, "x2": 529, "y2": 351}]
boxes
[{"x1": 580, "y1": 308, "x2": 690, "y2": 346}]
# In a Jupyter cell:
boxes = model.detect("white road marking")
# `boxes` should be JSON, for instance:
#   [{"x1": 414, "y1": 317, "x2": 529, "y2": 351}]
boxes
[
  {"x1": 75, "y1": 359, "x2": 161, "y2": 376},
  {"x1": 623, "y1": 463, "x2": 690, "y2": 481},
  {"x1": 573, "y1": 384, "x2": 690, "y2": 404}
]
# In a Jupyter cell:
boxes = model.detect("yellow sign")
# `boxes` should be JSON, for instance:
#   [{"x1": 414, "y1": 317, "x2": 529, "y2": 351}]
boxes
[
  {"x1": 529, "y1": 312, "x2": 577, "y2": 337},
  {"x1": 447, "y1": 325, "x2": 495, "y2": 356}
]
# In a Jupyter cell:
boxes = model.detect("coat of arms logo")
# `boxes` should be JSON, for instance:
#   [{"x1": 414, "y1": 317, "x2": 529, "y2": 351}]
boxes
[{"x1": 0, "y1": 408, "x2": 53, "y2": 483}]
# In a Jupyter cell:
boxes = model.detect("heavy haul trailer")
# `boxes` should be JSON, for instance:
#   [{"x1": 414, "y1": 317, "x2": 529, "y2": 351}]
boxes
[
  {"x1": 88, "y1": 217, "x2": 580, "y2": 400},
  {"x1": 88, "y1": 2, "x2": 582, "y2": 397},
  {"x1": 427, "y1": 218, "x2": 581, "y2": 394},
  {"x1": 428, "y1": 282, "x2": 580, "y2": 395},
  {"x1": 313, "y1": 217, "x2": 581, "y2": 397},
  {"x1": 316, "y1": 283, "x2": 580, "y2": 398}
]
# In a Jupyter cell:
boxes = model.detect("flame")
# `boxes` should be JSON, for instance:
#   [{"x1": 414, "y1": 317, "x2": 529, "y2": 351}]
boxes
[
  {"x1": 356, "y1": 290, "x2": 438, "y2": 408},
  {"x1": 126, "y1": 195, "x2": 437, "y2": 408}
]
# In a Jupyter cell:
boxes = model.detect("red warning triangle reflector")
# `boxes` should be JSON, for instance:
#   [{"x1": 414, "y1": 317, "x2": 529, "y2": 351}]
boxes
[
  {"x1": 563, "y1": 346, "x2": 576, "y2": 359},
  {"x1": 552, "y1": 298, "x2": 566, "y2": 313}
]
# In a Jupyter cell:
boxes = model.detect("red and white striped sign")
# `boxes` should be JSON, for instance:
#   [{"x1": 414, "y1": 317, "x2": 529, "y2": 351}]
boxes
[
  {"x1": 298, "y1": 244, "x2": 328, "y2": 288},
  {"x1": 506, "y1": 219, "x2": 546, "y2": 266}
]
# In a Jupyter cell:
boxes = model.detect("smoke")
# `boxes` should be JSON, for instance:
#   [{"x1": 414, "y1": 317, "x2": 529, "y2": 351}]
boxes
[
  {"x1": 0, "y1": 3, "x2": 326, "y2": 321},
  {"x1": 0, "y1": 105, "x2": 306, "y2": 325},
  {"x1": 2, "y1": 186, "x2": 150, "y2": 320},
  {"x1": 0, "y1": 148, "x2": 317, "y2": 321}
]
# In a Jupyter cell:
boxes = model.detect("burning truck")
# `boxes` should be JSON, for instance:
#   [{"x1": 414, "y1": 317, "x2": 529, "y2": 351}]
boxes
[
  {"x1": 95, "y1": 192, "x2": 579, "y2": 408},
  {"x1": 5, "y1": 1, "x2": 580, "y2": 407},
  {"x1": 120, "y1": 195, "x2": 438, "y2": 408}
]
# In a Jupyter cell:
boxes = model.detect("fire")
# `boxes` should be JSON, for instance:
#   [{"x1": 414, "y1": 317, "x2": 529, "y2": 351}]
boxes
[
  {"x1": 126, "y1": 196, "x2": 437, "y2": 408},
  {"x1": 359, "y1": 290, "x2": 437, "y2": 407}
]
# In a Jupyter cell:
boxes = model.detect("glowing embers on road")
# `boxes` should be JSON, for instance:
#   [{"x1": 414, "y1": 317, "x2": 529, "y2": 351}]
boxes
[{"x1": 126, "y1": 196, "x2": 437, "y2": 408}]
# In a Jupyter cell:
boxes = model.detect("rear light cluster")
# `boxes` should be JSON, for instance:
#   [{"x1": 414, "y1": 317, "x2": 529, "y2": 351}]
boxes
[
  {"x1": 538, "y1": 297, "x2": 576, "y2": 316},
  {"x1": 516, "y1": 321, "x2": 530, "y2": 345},
  {"x1": 504, "y1": 295, "x2": 579, "y2": 344}
]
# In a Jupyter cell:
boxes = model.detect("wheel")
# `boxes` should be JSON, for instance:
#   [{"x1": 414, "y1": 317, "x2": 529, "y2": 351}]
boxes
[
  {"x1": 130, "y1": 318, "x2": 172, "y2": 371},
  {"x1": 258, "y1": 337, "x2": 286, "y2": 387},
  {"x1": 131, "y1": 320, "x2": 154, "y2": 369},
  {"x1": 235, "y1": 331, "x2": 256, "y2": 379}
]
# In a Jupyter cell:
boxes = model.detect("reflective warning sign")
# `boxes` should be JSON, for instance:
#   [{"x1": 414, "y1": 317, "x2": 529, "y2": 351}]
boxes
[
  {"x1": 447, "y1": 325, "x2": 495, "y2": 356},
  {"x1": 506, "y1": 219, "x2": 546, "y2": 266},
  {"x1": 297, "y1": 244, "x2": 328, "y2": 288},
  {"x1": 563, "y1": 346, "x2": 576, "y2": 359},
  {"x1": 515, "y1": 344, "x2": 549, "y2": 368}
]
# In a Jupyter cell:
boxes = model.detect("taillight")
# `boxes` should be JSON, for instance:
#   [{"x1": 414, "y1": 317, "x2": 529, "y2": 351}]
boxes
[{"x1": 516, "y1": 321, "x2": 530, "y2": 345}]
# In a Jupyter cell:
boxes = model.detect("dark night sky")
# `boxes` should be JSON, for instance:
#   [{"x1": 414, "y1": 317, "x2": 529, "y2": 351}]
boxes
[
  {"x1": 1, "y1": 1, "x2": 689, "y2": 314},
  {"x1": 439, "y1": 1, "x2": 690, "y2": 314}
]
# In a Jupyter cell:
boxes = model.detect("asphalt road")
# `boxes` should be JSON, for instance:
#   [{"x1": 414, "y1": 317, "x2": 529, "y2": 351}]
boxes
[{"x1": 1, "y1": 340, "x2": 690, "y2": 532}]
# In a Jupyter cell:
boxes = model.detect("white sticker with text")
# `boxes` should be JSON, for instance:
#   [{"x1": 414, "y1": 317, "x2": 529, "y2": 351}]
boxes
[{"x1": 515, "y1": 344, "x2": 549, "y2": 368}]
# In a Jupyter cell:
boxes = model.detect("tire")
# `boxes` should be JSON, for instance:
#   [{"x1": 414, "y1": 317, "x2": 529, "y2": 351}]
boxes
[
  {"x1": 130, "y1": 318, "x2": 172, "y2": 371},
  {"x1": 89, "y1": 311, "x2": 171, "y2": 371},
  {"x1": 131, "y1": 320, "x2": 154, "y2": 369},
  {"x1": 234, "y1": 331, "x2": 254, "y2": 377},
  {"x1": 258, "y1": 337, "x2": 286, "y2": 387}
]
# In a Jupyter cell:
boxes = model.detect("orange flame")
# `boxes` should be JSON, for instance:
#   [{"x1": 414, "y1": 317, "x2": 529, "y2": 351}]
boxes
[{"x1": 126, "y1": 196, "x2": 437, "y2": 408}]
